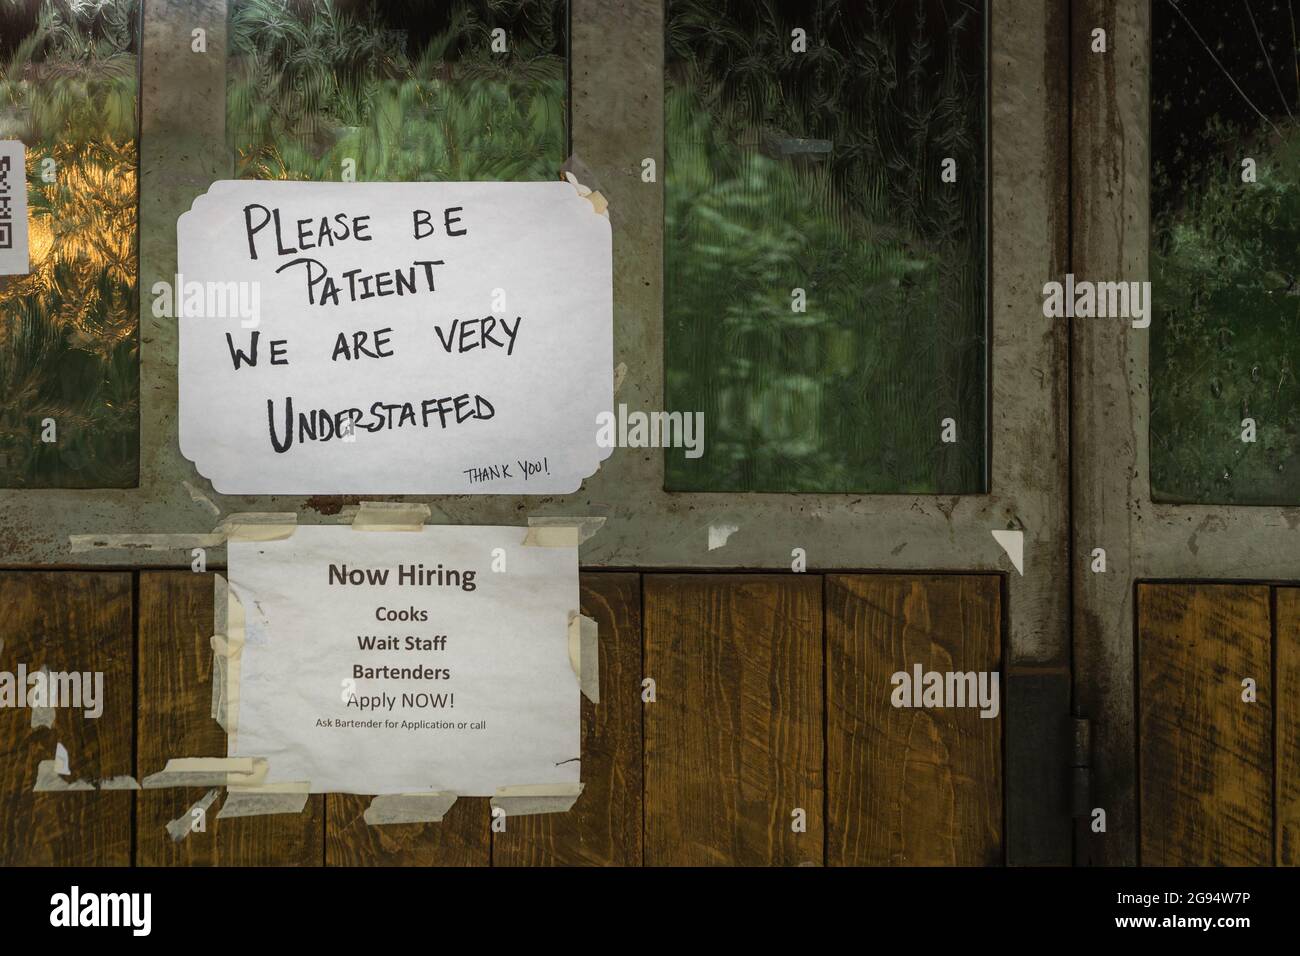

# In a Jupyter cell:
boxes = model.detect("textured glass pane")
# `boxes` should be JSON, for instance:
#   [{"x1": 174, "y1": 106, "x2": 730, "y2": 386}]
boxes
[
  {"x1": 0, "y1": 0, "x2": 140, "y2": 488},
  {"x1": 664, "y1": 0, "x2": 986, "y2": 493},
  {"x1": 1152, "y1": 1, "x2": 1300, "y2": 504},
  {"x1": 227, "y1": 0, "x2": 567, "y2": 183}
]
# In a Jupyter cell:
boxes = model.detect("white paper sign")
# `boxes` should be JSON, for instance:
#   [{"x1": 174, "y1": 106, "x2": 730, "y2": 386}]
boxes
[
  {"x1": 227, "y1": 525, "x2": 580, "y2": 795},
  {"x1": 177, "y1": 180, "x2": 612, "y2": 493},
  {"x1": 0, "y1": 141, "x2": 29, "y2": 276}
]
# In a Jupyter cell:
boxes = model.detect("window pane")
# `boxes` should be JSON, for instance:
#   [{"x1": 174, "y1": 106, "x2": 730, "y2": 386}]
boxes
[
  {"x1": 664, "y1": 0, "x2": 986, "y2": 493},
  {"x1": 226, "y1": 0, "x2": 567, "y2": 183},
  {"x1": 0, "y1": 0, "x2": 140, "y2": 488},
  {"x1": 1152, "y1": 2, "x2": 1300, "y2": 504}
]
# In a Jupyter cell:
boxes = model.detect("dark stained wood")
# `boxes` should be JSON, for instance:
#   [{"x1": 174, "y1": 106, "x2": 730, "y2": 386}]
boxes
[
  {"x1": 136, "y1": 572, "x2": 324, "y2": 865},
  {"x1": 643, "y1": 574, "x2": 823, "y2": 866},
  {"x1": 826, "y1": 575, "x2": 1002, "y2": 866},
  {"x1": 1277, "y1": 588, "x2": 1300, "y2": 867},
  {"x1": 326, "y1": 795, "x2": 490, "y2": 866},
  {"x1": 1138, "y1": 584, "x2": 1273, "y2": 866},
  {"x1": 0, "y1": 572, "x2": 134, "y2": 865},
  {"x1": 494, "y1": 573, "x2": 643, "y2": 866}
]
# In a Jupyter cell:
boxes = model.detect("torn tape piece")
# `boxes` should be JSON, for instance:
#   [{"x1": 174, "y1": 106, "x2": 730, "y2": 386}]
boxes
[
  {"x1": 70, "y1": 533, "x2": 224, "y2": 553},
  {"x1": 142, "y1": 757, "x2": 268, "y2": 789},
  {"x1": 183, "y1": 480, "x2": 221, "y2": 517},
  {"x1": 218, "y1": 782, "x2": 310, "y2": 819},
  {"x1": 707, "y1": 523, "x2": 739, "y2": 551},
  {"x1": 560, "y1": 156, "x2": 609, "y2": 217},
  {"x1": 33, "y1": 760, "x2": 94, "y2": 792},
  {"x1": 351, "y1": 501, "x2": 431, "y2": 532},
  {"x1": 217, "y1": 512, "x2": 297, "y2": 542},
  {"x1": 584, "y1": 188, "x2": 609, "y2": 216},
  {"x1": 567, "y1": 612, "x2": 599, "y2": 704},
  {"x1": 97, "y1": 776, "x2": 141, "y2": 790},
  {"x1": 363, "y1": 792, "x2": 459, "y2": 826},
  {"x1": 561, "y1": 172, "x2": 609, "y2": 216},
  {"x1": 491, "y1": 782, "x2": 584, "y2": 817},
  {"x1": 30, "y1": 666, "x2": 54, "y2": 729},
  {"x1": 167, "y1": 789, "x2": 220, "y2": 842},
  {"x1": 522, "y1": 516, "x2": 606, "y2": 548}
]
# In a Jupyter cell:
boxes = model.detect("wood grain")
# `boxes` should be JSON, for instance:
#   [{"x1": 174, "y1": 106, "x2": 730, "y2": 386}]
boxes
[
  {"x1": 494, "y1": 574, "x2": 643, "y2": 866},
  {"x1": 1138, "y1": 584, "x2": 1273, "y2": 866},
  {"x1": 326, "y1": 795, "x2": 490, "y2": 866},
  {"x1": 136, "y1": 572, "x2": 324, "y2": 865},
  {"x1": 643, "y1": 574, "x2": 822, "y2": 866},
  {"x1": 1277, "y1": 588, "x2": 1300, "y2": 866},
  {"x1": 0, "y1": 572, "x2": 133, "y2": 865},
  {"x1": 826, "y1": 574, "x2": 1002, "y2": 866}
]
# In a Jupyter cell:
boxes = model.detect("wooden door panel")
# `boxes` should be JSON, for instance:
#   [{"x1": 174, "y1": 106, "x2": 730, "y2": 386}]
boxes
[
  {"x1": 1138, "y1": 584, "x2": 1273, "y2": 866},
  {"x1": 826, "y1": 574, "x2": 1003, "y2": 865}
]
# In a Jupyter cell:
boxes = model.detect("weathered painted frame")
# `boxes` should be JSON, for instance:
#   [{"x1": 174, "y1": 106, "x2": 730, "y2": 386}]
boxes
[
  {"x1": 1073, "y1": 0, "x2": 1300, "y2": 866},
  {"x1": 0, "y1": 0, "x2": 1073, "y2": 864}
]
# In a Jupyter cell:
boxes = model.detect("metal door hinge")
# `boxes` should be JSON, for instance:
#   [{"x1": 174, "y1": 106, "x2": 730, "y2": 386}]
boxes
[{"x1": 1071, "y1": 715, "x2": 1092, "y2": 818}]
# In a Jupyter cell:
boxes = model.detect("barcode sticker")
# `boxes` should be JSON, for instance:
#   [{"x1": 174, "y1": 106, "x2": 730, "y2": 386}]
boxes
[{"x1": 0, "y1": 141, "x2": 30, "y2": 276}]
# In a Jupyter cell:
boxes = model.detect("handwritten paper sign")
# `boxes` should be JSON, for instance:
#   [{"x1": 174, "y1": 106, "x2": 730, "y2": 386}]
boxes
[
  {"x1": 177, "y1": 180, "x2": 612, "y2": 493},
  {"x1": 227, "y1": 525, "x2": 580, "y2": 794}
]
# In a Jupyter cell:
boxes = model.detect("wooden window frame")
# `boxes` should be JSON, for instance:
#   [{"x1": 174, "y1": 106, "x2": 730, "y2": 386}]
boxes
[
  {"x1": 0, "y1": 0, "x2": 1072, "y2": 863},
  {"x1": 1072, "y1": 0, "x2": 1300, "y2": 865}
]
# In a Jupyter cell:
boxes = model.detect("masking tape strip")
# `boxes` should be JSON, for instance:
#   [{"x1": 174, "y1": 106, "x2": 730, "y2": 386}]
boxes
[
  {"x1": 567, "y1": 612, "x2": 599, "y2": 704},
  {"x1": 224, "y1": 586, "x2": 247, "y2": 746},
  {"x1": 142, "y1": 757, "x2": 268, "y2": 789},
  {"x1": 218, "y1": 512, "x2": 298, "y2": 541},
  {"x1": 218, "y1": 782, "x2": 311, "y2": 819},
  {"x1": 70, "y1": 533, "x2": 225, "y2": 553},
  {"x1": 168, "y1": 789, "x2": 220, "y2": 842},
  {"x1": 69, "y1": 512, "x2": 295, "y2": 553},
  {"x1": 351, "y1": 501, "x2": 431, "y2": 532},
  {"x1": 34, "y1": 765, "x2": 140, "y2": 791},
  {"x1": 522, "y1": 516, "x2": 606, "y2": 548},
  {"x1": 363, "y1": 792, "x2": 459, "y2": 826},
  {"x1": 491, "y1": 782, "x2": 584, "y2": 817},
  {"x1": 214, "y1": 573, "x2": 229, "y2": 640},
  {"x1": 33, "y1": 760, "x2": 94, "y2": 792},
  {"x1": 211, "y1": 636, "x2": 229, "y2": 731},
  {"x1": 211, "y1": 576, "x2": 230, "y2": 730}
]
